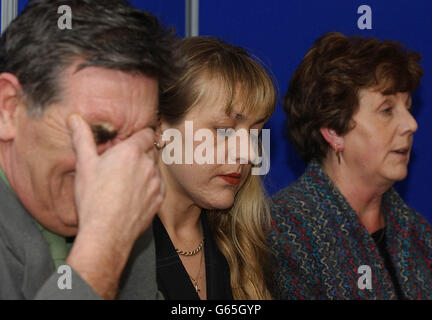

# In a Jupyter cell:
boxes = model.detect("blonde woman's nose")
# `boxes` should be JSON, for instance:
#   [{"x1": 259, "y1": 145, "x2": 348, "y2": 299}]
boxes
[{"x1": 227, "y1": 129, "x2": 254, "y2": 164}]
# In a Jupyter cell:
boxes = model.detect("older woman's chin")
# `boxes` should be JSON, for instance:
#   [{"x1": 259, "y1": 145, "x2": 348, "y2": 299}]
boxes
[{"x1": 385, "y1": 165, "x2": 410, "y2": 183}]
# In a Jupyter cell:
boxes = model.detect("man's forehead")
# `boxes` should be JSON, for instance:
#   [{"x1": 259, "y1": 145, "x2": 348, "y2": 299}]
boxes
[{"x1": 60, "y1": 64, "x2": 158, "y2": 132}]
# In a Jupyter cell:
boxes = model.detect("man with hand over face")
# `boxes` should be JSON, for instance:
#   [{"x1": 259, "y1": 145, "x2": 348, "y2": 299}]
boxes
[{"x1": 0, "y1": 0, "x2": 178, "y2": 299}]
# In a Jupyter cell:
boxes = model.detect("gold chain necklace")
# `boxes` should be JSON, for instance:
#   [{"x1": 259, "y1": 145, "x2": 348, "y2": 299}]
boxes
[
  {"x1": 187, "y1": 250, "x2": 204, "y2": 294},
  {"x1": 175, "y1": 238, "x2": 204, "y2": 256}
]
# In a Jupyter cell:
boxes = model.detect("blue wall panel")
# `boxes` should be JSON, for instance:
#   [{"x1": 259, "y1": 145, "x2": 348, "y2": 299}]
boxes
[
  {"x1": 17, "y1": 0, "x2": 185, "y2": 36},
  {"x1": 128, "y1": 0, "x2": 185, "y2": 37},
  {"x1": 199, "y1": 0, "x2": 432, "y2": 223},
  {"x1": 12, "y1": 0, "x2": 432, "y2": 223}
]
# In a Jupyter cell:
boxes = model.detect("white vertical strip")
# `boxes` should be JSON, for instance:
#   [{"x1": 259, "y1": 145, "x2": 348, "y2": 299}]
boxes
[
  {"x1": 1, "y1": 0, "x2": 18, "y2": 34},
  {"x1": 185, "y1": 0, "x2": 199, "y2": 37}
]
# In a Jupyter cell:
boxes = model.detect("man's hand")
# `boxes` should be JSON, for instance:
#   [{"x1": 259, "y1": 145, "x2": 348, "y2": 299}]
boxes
[{"x1": 65, "y1": 114, "x2": 164, "y2": 299}]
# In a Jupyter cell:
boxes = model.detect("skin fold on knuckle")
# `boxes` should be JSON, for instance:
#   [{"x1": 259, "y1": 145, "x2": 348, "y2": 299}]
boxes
[
  {"x1": 140, "y1": 176, "x2": 161, "y2": 205},
  {"x1": 112, "y1": 142, "x2": 142, "y2": 167},
  {"x1": 140, "y1": 158, "x2": 156, "y2": 181},
  {"x1": 151, "y1": 177, "x2": 162, "y2": 196},
  {"x1": 130, "y1": 129, "x2": 154, "y2": 153},
  {"x1": 141, "y1": 128, "x2": 155, "y2": 145}
]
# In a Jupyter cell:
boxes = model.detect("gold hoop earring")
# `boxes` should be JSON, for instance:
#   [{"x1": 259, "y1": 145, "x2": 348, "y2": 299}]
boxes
[{"x1": 154, "y1": 141, "x2": 164, "y2": 150}]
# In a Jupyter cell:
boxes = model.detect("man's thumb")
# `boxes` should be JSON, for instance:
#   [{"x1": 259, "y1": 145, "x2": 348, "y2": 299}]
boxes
[{"x1": 67, "y1": 114, "x2": 97, "y2": 161}]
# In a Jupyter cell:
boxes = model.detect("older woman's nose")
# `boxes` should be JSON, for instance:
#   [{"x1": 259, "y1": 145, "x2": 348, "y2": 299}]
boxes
[{"x1": 400, "y1": 108, "x2": 418, "y2": 135}]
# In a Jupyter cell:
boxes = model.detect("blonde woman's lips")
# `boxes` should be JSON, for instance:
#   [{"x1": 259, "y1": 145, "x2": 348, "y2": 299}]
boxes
[{"x1": 219, "y1": 173, "x2": 241, "y2": 185}]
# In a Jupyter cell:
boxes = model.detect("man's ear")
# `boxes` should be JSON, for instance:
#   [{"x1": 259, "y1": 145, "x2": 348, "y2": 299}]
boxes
[
  {"x1": 0, "y1": 73, "x2": 23, "y2": 141},
  {"x1": 320, "y1": 127, "x2": 344, "y2": 151}
]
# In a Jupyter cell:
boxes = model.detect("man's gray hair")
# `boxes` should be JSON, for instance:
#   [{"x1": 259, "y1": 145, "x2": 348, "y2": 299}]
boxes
[{"x1": 0, "y1": 0, "x2": 181, "y2": 116}]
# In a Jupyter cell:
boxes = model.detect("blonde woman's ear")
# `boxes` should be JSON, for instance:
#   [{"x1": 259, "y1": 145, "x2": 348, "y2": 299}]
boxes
[
  {"x1": 155, "y1": 115, "x2": 173, "y2": 150},
  {"x1": 153, "y1": 129, "x2": 166, "y2": 150}
]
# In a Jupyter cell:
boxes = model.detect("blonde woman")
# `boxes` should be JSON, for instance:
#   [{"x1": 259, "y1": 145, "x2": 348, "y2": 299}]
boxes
[{"x1": 153, "y1": 37, "x2": 277, "y2": 299}]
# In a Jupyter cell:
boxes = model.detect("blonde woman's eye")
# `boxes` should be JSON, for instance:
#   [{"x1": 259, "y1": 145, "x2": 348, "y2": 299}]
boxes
[{"x1": 215, "y1": 128, "x2": 235, "y2": 136}]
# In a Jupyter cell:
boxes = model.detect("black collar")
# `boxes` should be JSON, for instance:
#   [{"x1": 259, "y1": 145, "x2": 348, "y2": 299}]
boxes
[{"x1": 153, "y1": 212, "x2": 233, "y2": 300}]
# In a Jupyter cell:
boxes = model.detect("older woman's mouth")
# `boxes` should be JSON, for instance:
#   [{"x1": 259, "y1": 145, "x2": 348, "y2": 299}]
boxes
[{"x1": 391, "y1": 147, "x2": 410, "y2": 157}]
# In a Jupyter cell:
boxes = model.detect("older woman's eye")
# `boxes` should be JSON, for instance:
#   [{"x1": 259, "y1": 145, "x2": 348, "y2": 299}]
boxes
[{"x1": 382, "y1": 106, "x2": 394, "y2": 115}]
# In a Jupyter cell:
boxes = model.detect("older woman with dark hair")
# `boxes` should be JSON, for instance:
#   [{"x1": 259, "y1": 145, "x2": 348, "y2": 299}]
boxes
[{"x1": 270, "y1": 32, "x2": 432, "y2": 299}]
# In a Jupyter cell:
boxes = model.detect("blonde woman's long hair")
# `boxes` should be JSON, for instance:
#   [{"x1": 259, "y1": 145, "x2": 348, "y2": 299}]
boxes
[{"x1": 159, "y1": 36, "x2": 277, "y2": 299}]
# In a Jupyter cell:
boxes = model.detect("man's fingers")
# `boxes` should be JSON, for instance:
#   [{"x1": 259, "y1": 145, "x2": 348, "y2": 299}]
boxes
[
  {"x1": 124, "y1": 128, "x2": 156, "y2": 154},
  {"x1": 67, "y1": 114, "x2": 98, "y2": 162}
]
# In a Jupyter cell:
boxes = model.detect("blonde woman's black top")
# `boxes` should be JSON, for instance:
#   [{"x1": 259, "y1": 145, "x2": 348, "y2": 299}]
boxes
[{"x1": 153, "y1": 212, "x2": 233, "y2": 300}]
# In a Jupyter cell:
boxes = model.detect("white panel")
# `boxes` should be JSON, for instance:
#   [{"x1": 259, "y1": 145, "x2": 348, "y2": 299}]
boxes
[
  {"x1": 185, "y1": 0, "x2": 199, "y2": 37},
  {"x1": 1, "y1": 0, "x2": 18, "y2": 34}
]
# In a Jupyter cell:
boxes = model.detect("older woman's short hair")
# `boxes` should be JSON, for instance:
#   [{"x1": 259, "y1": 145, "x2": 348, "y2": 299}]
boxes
[{"x1": 283, "y1": 32, "x2": 423, "y2": 163}]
